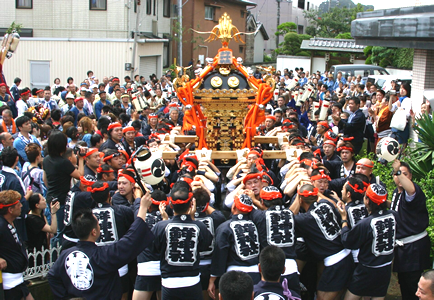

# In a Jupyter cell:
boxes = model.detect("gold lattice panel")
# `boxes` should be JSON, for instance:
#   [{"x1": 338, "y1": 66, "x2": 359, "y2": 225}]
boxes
[{"x1": 194, "y1": 98, "x2": 256, "y2": 151}]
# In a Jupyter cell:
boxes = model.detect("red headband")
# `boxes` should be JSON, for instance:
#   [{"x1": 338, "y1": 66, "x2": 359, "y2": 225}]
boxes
[
  {"x1": 108, "y1": 122, "x2": 122, "y2": 130},
  {"x1": 151, "y1": 198, "x2": 168, "y2": 206},
  {"x1": 337, "y1": 146, "x2": 354, "y2": 153},
  {"x1": 318, "y1": 121, "x2": 329, "y2": 129},
  {"x1": 248, "y1": 150, "x2": 261, "y2": 158},
  {"x1": 234, "y1": 194, "x2": 253, "y2": 213},
  {"x1": 0, "y1": 200, "x2": 20, "y2": 209},
  {"x1": 118, "y1": 171, "x2": 135, "y2": 184},
  {"x1": 266, "y1": 115, "x2": 276, "y2": 121},
  {"x1": 122, "y1": 126, "x2": 135, "y2": 134},
  {"x1": 311, "y1": 170, "x2": 331, "y2": 181},
  {"x1": 313, "y1": 148, "x2": 322, "y2": 159},
  {"x1": 297, "y1": 187, "x2": 319, "y2": 197},
  {"x1": 356, "y1": 162, "x2": 374, "y2": 168},
  {"x1": 87, "y1": 182, "x2": 109, "y2": 193},
  {"x1": 84, "y1": 148, "x2": 99, "y2": 158},
  {"x1": 21, "y1": 90, "x2": 31, "y2": 96},
  {"x1": 342, "y1": 137, "x2": 354, "y2": 141},
  {"x1": 170, "y1": 192, "x2": 193, "y2": 205},
  {"x1": 180, "y1": 177, "x2": 193, "y2": 185},
  {"x1": 96, "y1": 165, "x2": 114, "y2": 173},
  {"x1": 80, "y1": 176, "x2": 96, "y2": 186},
  {"x1": 36, "y1": 89, "x2": 43, "y2": 93},
  {"x1": 260, "y1": 189, "x2": 282, "y2": 201},
  {"x1": 299, "y1": 159, "x2": 313, "y2": 166},
  {"x1": 347, "y1": 182, "x2": 366, "y2": 194},
  {"x1": 0, "y1": 83, "x2": 6, "y2": 88},
  {"x1": 149, "y1": 114, "x2": 158, "y2": 119},
  {"x1": 323, "y1": 140, "x2": 336, "y2": 147},
  {"x1": 324, "y1": 131, "x2": 338, "y2": 143},
  {"x1": 366, "y1": 184, "x2": 387, "y2": 205},
  {"x1": 242, "y1": 173, "x2": 261, "y2": 185}
]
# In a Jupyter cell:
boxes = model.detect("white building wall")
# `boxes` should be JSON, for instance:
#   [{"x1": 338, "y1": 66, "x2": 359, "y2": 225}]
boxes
[
  {"x1": 253, "y1": 34, "x2": 265, "y2": 63},
  {"x1": 3, "y1": 39, "x2": 164, "y2": 88},
  {"x1": 0, "y1": 0, "x2": 171, "y2": 39}
]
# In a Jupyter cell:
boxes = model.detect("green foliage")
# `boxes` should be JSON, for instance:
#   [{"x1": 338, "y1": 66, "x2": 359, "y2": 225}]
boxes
[
  {"x1": 365, "y1": 153, "x2": 396, "y2": 201},
  {"x1": 363, "y1": 46, "x2": 373, "y2": 57},
  {"x1": 367, "y1": 46, "x2": 414, "y2": 69},
  {"x1": 394, "y1": 48, "x2": 414, "y2": 69},
  {"x1": 275, "y1": 22, "x2": 297, "y2": 37},
  {"x1": 263, "y1": 54, "x2": 273, "y2": 63},
  {"x1": 276, "y1": 32, "x2": 311, "y2": 56},
  {"x1": 303, "y1": 5, "x2": 365, "y2": 38},
  {"x1": 6, "y1": 22, "x2": 22, "y2": 34},
  {"x1": 407, "y1": 114, "x2": 434, "y2": 180},
  {"x1": 365, "y1": 56, "x2": 372, "y2": 65},
  {"x1": 413, "y1": 170, "x2": 434, "y2": 260},
  {"x1": 296, "y1": 51, "x2": 310, "y2": 57},
  {"x1": 335, "y1": 32, "x2": 352, "y2": 39},
  {"x1": 305, "y1": 26, "x2": 317, "y2": 37}
]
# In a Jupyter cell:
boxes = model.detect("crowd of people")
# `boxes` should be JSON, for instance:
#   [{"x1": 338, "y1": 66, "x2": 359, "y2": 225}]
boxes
[{"x1": 0, "y1": 67, "x2": 432, "y2": 300}]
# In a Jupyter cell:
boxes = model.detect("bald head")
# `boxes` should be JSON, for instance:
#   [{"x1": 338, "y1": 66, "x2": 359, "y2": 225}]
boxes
[
  {"x1": 298, "y1": 183, "x2": 318, "y2": 205},
  {"x1": 417, "y1": 270, "x2": 434, "y2": 299},
  {"x1": 356, "y1": 158, "x2": 374, "y2": 178},
  {"x1": 0, "y1": 132, "x2": 14, "y2": 148}
]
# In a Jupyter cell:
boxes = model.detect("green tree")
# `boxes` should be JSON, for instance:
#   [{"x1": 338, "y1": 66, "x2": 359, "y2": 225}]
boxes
[
  {"x1": 275, "y1": 22, "x2": 297, "y2": 37},
  {"x1": 303, "y1": 5, "x2": 365, "y2": 38},
  {"x1": 275, "y1": 32, "x2": 311, "y2": 56}
]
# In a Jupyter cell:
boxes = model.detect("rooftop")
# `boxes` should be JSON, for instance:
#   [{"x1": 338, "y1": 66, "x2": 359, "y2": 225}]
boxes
[{"x1": 300, "y1": 37, "x2": 365, "y2": 53}]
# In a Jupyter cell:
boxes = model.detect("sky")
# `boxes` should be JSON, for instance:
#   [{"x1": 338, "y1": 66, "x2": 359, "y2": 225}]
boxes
[{"x1": 308, "y1": 0, "x2": 431, "y2": 10}]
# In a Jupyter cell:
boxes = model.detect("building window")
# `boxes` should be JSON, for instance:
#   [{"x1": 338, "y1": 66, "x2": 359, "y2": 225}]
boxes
[
  {"x1": 16, "y1": 0, "x2": 32, "y2": 9},
  {"x1": 153, "y1": 0, "x2": 156, "y2": 15},
  {"x1": 90, "y1": 0, "x2": 106, "y2": 10},
  {"x1": 163, "y1": 0, "x2": 170, "y2": 17},
  {"x1": 205, "y1": 6, "x2": 215, "y2": 20},
  {"x1": 239, "y1": 46, "x2": 244, "y2": 54},
  {"x1": 146, "y1": 0, "x2": 152, "y2": 15},
  {"x1": 298, "y1": 25, "x2": 304, "y2": 34},
  {"x1": 241, "y1": 10, "x2": 244, "y2": 18}
]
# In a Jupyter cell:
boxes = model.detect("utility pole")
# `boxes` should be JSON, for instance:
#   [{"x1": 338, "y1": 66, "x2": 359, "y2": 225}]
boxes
[
  {"x1": 276, "y1": 0, "x2": 281, "y2": 50},
  {"x1": 131, "y1": 0, "x2": 140, "y2": 78},
  {"x1": 178, "y1": 0, "x2": 182, "y2": 66}
]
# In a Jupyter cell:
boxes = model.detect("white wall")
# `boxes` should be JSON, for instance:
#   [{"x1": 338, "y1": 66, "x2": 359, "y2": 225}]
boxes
[
  {"x1": 276, "y1": 56, "x2": 311, "y2": 74},
  {"x1": 312, "y1": 57, "x2": 326, "y2": 74},
  {"x1": 2, "y1": 39, "x2": 164, "y2": 88}
]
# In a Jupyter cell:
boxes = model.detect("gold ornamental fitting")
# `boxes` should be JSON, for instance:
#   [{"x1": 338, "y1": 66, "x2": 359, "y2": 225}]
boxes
[
  {"x1": 210, "y1": 77, "x2": 223, "y2": 88},
  {"x1": 228, "y1": 76, "x2": 240, "y2": 88}
]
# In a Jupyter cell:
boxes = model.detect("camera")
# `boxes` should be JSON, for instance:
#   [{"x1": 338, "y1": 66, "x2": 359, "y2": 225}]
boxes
[
  {"x1": 73, "y1": 146, "x2": 88, "y2": 157},
  {"x1": 389, "y1": 90, "x2": 396, "y2": 95}
]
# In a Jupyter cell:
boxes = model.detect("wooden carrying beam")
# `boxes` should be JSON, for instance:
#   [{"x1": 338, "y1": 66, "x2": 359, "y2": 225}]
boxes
[
  {"x1": 253, "y1": 136, "x2": 289, "y2": 144},
  {"x1": 161, "y1": 150, "x2": 290, "y2": 160},
  {"x1": 163, "y1": 135, "x2": 196, "y2": 143}
]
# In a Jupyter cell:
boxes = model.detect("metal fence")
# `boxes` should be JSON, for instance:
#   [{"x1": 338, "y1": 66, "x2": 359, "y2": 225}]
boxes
[{"x1": 23, "y1": 244, "x2": 62, "y2": 280}]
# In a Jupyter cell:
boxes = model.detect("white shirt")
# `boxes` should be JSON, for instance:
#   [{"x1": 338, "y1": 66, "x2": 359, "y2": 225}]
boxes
[{"x1": 16, "y1": 100, "x2": 28, "y2": 116}]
